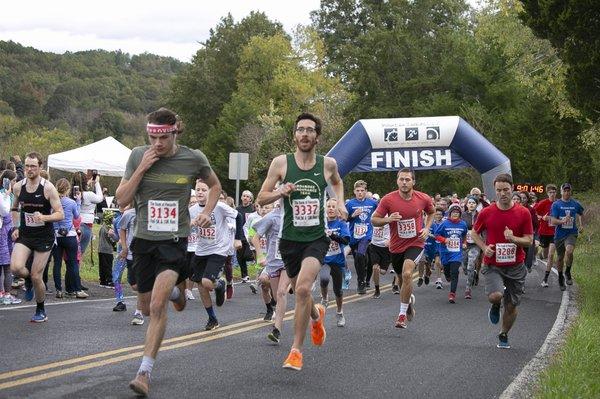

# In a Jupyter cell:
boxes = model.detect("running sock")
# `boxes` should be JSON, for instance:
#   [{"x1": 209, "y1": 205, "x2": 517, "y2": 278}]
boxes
[
  {"x1": 138, "y1": 356, "x2": 154, "y2": 375},
  {"x1": 375, "y1": 285, "x2": 380, "y2": 291},
  {"x1": 270, "y1": 298, "x2": 277, "y2": 307},
  {"x1": 399, "y1": 302, "x2": 408, "y2": 316},
  {"x1": 169, "y1": 286, "x2": 181, "y2": 301},
  {"x1": 36, "y1": 301, "x2": 44, "y2": 312},
  {"x1": 266, "y1": 302, "x2": 273, "y2": 312},
  {"x1": 544, "y1": 271, "x2": 550, "y2": 281},
  {"x1": 205, "y1": 306, "x2": 216, "y2": 319}
]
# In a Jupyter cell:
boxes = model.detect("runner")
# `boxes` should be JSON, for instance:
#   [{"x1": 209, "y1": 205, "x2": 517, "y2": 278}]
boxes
[
  {"x1": 10, "y1": 152, "x2": 64, "y2": 322},
  {"x1": 434, "y1": 204, "x2": 468, "y2": 303},
  {"x1": 550, "y1": 183, "x2": 584, "y2": 290},
  {"x1": 191, "y1": 181, "x2": 238, "y2": 330},
  {"x1": 470, "y1": 173, "x2": 533, "y2": 349},
  {"x1": 461, "y1": 196, "x2": 480, "y2": 299},
  {"x1": 236, "y1": 190, "x2": 255, "y2": 282},
  {"x1": 417, "y1": 207, "x2": 443, "y2": 288},
  {"x1": 117, "y1": 108, "x2": 221, "y2": 396},
  {"x1": 345, "y1": 180, "x2": 378, "y2": 294},
  {"x1": 249, "y1": 203, "x2": 276, "y2": 319},
  {"x1": 371, "y1": 168, "x2": 435, "y2": 329},
  {"x1": 534, "y1": 184, "x2": 557, "y2": 287},
  {"x1": 256, "y1": 112, "x2": 347, "y2": 371},
  {"x1": 433, "y1": 197, "x2": 449, "y2": 289},
  {"x1": 370, "y1": 220, "x2": 390, "y2": 298},
  {"x1": 321, "y1": 198, "x2": 351, "y2": 326}
]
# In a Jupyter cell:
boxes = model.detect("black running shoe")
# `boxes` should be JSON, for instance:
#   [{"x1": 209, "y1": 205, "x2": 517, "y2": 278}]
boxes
[
  {"x1": 215, "y1": 278, "x2": 226, "y2": 306},
  {"x1": 264, "y1": 308, "x2": 274, "y2": 321},
  {"x1": 417, "y1": 278, "x2": 423, "y2": 287},
  {"x1": 205, "y1": 317, "x2": 219, "y2": 331},
  {"x1": 424, "y1": 276, "x2": 430, "y2": 285},
  {"x1": 268, "y1": 328, "x2": 281, "y2": 344},
  {"x1": 113, "y1": 301, "x2": 127, "y2": 312},
  {"x1": 357, "y1": 282, "x2": 366, "y2": 295},
  {"x1": 392, "y1": 285, "x2": 400, "y2": 295},
  {"x1": 559, "y1": 274, "x2": 566, "y2": 291},
  {"x1": 565, "y1": 271, "x2": 573, "y2": 285}
]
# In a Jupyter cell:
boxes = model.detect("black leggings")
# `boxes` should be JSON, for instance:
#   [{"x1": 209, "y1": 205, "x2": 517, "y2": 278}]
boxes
[
  {"x1": 320, "y1": 264, "x2": 344, "y2": 298},
  {"x1": 443, "y1": 261, "x2": 461, "y2": 293}
]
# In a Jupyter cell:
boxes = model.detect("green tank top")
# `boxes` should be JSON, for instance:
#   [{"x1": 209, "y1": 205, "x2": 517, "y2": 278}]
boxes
[{"x1": 281, "y1": 153, "x2": 327, "y2": 242}]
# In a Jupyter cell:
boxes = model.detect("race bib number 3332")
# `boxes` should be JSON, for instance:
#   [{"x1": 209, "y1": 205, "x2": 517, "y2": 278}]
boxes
[{"x1": 148, "y1": 200, "x2": 178, "y2": 232}]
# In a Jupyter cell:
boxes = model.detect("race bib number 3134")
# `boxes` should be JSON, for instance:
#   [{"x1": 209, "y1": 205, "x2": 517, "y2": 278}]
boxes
[{"x1": 148, "y1": 200, "x2": 179, "y2": 232}]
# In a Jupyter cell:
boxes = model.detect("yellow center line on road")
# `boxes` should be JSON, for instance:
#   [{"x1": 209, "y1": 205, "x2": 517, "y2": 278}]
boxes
[{"x1": 0, "y1": 273, "x2": 415, "y2": 391}]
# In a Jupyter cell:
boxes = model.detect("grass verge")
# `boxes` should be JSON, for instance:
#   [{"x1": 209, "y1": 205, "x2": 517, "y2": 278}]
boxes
[{"x1": 535, "y1": 192, "x2": 600, "y2": 398}]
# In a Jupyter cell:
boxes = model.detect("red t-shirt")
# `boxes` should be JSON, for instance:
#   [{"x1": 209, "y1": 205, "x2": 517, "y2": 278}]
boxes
[
  {"x1": 374, "y1": 190, "x2": 434, "y2": 254},
  {"x1": 473, "y1": 203, "x2": 534, "y2": 267},
  {"x1": 533, "y1": 199, "x2": 555, "y2": 236}
]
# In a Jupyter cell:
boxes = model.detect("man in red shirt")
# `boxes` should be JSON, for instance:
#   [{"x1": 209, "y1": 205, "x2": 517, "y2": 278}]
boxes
[
  {"x1": 533, "y1": 184, "x2": 557, "y2": 287},
  {"x1": 372, "y1": 168, "x2": 435, "y2": 329},
  {"x1": 471, "y1": 173, "x2": 533, "y2": 349}
]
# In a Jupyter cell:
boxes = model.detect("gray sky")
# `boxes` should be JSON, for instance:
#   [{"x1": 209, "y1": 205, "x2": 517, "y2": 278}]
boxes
[{"x1": 1, "y1": 0, "x2": 321, "y2": 62}]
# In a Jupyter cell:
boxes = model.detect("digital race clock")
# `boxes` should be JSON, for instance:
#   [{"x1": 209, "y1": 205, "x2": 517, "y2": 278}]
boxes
[{"x1": 513, "y1": 184, "x2": 545, "y2": 194}]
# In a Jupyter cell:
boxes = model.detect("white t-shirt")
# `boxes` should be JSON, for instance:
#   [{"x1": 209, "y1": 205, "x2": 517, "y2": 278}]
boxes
[
  {"x1": 371, "y1": 224, "x2": 390, "y2": 247},
  {"x1": 194, "y1": 201, "x2": 238, "y2": 257},
  {"x1": 187, "y1": 204, "x2": 200, "y2": 252},
  {"x1": 80, "y1": 181, "x2": 103, "y2": 223}
]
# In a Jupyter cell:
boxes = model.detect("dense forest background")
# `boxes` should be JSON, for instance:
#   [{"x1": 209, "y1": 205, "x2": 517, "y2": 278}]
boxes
[{"x1": 1, "y1": 0, "x2": 598, "y2": 197}]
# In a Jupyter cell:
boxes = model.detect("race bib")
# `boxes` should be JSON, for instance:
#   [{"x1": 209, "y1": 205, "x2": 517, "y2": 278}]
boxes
[
  {"x1": 353, "y1": 223, "x2": 368, "y2": 239},
  {"x1": 275, "y1": 238, "x2": 282, "y2": 260},
  {"x1": 466, "y1": 231, "x2": 474, "y2": 244},
  {"x1": 373, "y1": 227, "x2": 384, "y2": 239},
  {"x1": 327, "y1": 240, "x2": 341, "y2": 257},
  {"x1": 562, "y1": 216, "x2": 574, "y2": 229},
  {"x1": 199, "y1": 226, "x2": 216, "y2": 240},
  {"x1": 397, "y1": 218, "x2": 417, "y2": 239},
  {"x1": 148, "y1": 200, "x2": 178, "y2": 232},
  {"x1": 446, "y1": 236, "x2": 461, "y2": 252},
  {"x1": 188, "y1": 227, "x2": 199, "y2": 244},
  {"x1": 292, "y1": 198, "x2": 320, "y2": 227},
  {"x1": 24, "y1": 212, "x2": 44, "y2": 227},
  {"x1": 495, "y1": 243, "x2": 517, "y2": 263},
  {"x1": 259, "y1": 237, "x2": 267, "y2": 253}
]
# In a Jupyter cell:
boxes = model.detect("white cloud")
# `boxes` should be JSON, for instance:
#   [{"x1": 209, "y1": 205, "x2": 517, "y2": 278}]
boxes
[{"x1": 0, "y1": 0, "x2": 321, "y2": 61}]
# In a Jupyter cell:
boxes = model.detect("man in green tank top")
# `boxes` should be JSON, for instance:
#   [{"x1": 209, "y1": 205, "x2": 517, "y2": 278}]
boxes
[{"x1": 257, "y1": 112, "x2": 347, "y2": 371}]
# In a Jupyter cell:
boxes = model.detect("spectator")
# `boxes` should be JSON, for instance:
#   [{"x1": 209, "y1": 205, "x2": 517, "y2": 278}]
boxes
[
  {"x1": 71, "y1": 171, "x2": 103, "y2": 256},
  {"x1": 98, "y1": 211, "x2": 116, "y2": 288},
  {"x1": 0, "y1": 169, "x2": 21, "y2": 304}
]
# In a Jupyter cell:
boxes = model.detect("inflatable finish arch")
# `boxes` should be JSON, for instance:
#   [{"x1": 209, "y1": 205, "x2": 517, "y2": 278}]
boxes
[{"x1": 326, "y1": 116, "x2": 511, "y2": 199}]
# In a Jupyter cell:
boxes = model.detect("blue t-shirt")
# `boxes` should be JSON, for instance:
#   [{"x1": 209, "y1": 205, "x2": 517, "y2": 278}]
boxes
[
  {"x1": 551, "y1": 199, "x2": 584, "y2": 240},
  {"x1": 324, "y1": 218, "x2": 350, "y2": 266},
  {"x1": 345, "y1": 198, "x2": 379, "y2": 245},
  {"x1": 53, "y1": 197, "x2": 80, "y2": 232},
  {"x1": 436, "y1": 218, "x2": 468, "y2": 264},
  {"x1": 425, "y1": 220, "x2": 442, "y2": 254}
]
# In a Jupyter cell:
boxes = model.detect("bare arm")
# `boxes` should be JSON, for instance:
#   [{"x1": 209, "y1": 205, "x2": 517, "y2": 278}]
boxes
[
  {"x1": 84, "y1": 180, "x2": 104, "y2": 204},
  {"x1": 257, "y1": 155, "x2": 287, "y2": 206},
  {"x1": 371, "y1": 211, "x2": 402, "y2": 227},
  {"x1": 419, "y1": 210, "x2": 435, "y2": 240},
  {"x1": 118, "y1": 228, "x2": 128, "y2": 259},
  {"x1": 470, "y1": 229, "x2": 492, "y2": 255},
  {"x1": 325, "y1": 157, "x2": 348, "y2": 220},
  {"x1": 116, "y1": 148, "x2": 159, "y2": 207},
  {"x1": 194, "y1": 170, "x2": 221, "y2": 228},
  {"x1": 42, "y1": 183, "x2": 65, "y2": 223}
]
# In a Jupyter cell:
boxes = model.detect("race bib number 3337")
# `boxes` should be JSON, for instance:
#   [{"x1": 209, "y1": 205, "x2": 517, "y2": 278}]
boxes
[
  {"x1": 292, "y1": 198, "x2": 320, "y2": 227},
  {"x1": 148, "y1": 200, "x2": 178, "y2": 232}
]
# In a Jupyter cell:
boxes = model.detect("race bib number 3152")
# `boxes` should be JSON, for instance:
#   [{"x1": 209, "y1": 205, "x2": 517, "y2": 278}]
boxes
[
  {"x1": 148, "y1": 200, "x2": 178, "y2": 232},
  {"x1": 292, "y1": 198, "x2": 320, "y2": 227}
]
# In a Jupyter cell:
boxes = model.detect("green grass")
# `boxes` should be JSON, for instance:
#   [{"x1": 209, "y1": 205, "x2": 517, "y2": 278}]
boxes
[
  {"x1": 74, "y1": 225, "x2": 261, "y2": 283},
  {"x1": 534, "y1": 192, "x2": 600, "y2": 398}
]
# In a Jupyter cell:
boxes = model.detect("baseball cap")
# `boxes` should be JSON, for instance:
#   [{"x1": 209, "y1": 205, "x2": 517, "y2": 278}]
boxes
[
  {"x1": 561, "y1": 183, "x2": 572, "y2": 190},
  {"x1": 448, "y1": 204, "x2": 462, "y2": 215}
]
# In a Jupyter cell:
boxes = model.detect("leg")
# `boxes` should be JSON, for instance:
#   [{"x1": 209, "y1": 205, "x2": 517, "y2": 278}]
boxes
[
  {"x1": 30, "y1": 251, "x2": 52, "y2": 303},
  {"x1": 399, "y1": 259, "x2": 416, "y2": 305},
  {"x1": 319, "y1": 264, "x2": 331, "y2": 301},
  {"x1": 79, "y1": 223, "x2": 92, "y2": 256},
  {"x1": 501, "y1": 301, "x2": 518, "y2": 334},
  {"x1": 10, "y1": 243, "x2": 33, "y2": 279},
  {"x1": 291, "y1": 257, "x2": 322, "y2": 351},
  {"x1": 330, "y1": 265, "x2": 344, "y2": 313},
  {"x1": 372, "y1": 264, "x2": 380, "y2": 286},
  {"x1": 274, "y1": 272, "x2": 290, "y2": 332},
  {"x1": 143, "y1": 270, "x2": 178, "y2": 358},
  {"x1": 450, "y1": 262, "x2": 460, "y2": 293},
  {"x1": 52, "y1": 244, "x2": 63, "y2": 292}
]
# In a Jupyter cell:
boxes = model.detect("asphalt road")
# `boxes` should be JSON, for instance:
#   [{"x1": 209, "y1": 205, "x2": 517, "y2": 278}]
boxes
[{"x1": 0, "y1": 261, "x2": 563, "y2": 399}]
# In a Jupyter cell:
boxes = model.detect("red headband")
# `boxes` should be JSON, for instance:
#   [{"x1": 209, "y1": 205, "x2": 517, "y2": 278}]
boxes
[{"x1": 146, "y1": 123, "x2": 178, "y2": 134}]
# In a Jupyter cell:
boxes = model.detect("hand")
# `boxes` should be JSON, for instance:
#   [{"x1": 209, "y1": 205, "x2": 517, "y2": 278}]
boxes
[
  {"x1": 139, "y1": 148, "x2": 160, "y2": 172},
  {"x1": 542, "y1": 214, "x2": 549, "y2": 221},
  {"x1": 484, "y1": 244, "x2": 495, "y2": 258},
  {"x1": 74, "y1": 192, "x2": 82, "y2": 202},
  {"x1": 118, "y1": 248, "x2": 128, "y2": 260},
  {"x1": 338, "y1": 205, "x2": 348, "y2": 220},
  {"x1": 504, "y1": 226, "x2": 514, "y2": 242},
  {"x1": 11, "y1": 228, "x2": 19, "y2": 241},
  {"x1": 234, "y1": 239, "x2": 242, "y2": 250},
  {"x1": 278, "y1": 182, "x2": 296, "y2": 197},
  {"x1": 418, "y1": 228, "x2": 429, "y2": 241},
  {"x1": 194, "y1": 213, "x2": 211, "y2": 228},
  {"x1": 352, "y1": 208, "x2": 362, "y2": 218},
  {"x1": 108, "y1": 228, "x2": 115, "y2": 236},
  {"x1": 33, "y1": 211, "x2": 44, "y2": 223},
  {"x1": 388, "y1": 212, "x2": 402, "y2": 223}
]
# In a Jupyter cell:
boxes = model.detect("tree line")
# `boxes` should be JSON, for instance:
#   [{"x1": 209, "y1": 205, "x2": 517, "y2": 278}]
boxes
[{"x1": 1, "y1": 0, "x2": 597, "y2": 197}]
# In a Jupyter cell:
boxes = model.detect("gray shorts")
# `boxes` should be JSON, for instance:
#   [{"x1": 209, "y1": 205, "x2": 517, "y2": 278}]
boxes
[
  {"x1": 482, "y1": 263, "x2": 527, "y2": 306},
  {"x1": 555, "y1": 234, "x2": 577, "y2": 258}
]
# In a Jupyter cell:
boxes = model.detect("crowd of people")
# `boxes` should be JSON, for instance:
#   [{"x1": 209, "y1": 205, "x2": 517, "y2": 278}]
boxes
[{"x1": 0, "y1": 109, "x2": 585, "y2": 397}]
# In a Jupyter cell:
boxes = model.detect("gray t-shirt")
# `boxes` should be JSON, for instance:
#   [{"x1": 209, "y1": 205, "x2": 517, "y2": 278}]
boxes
[
  {"x1": 124, "y1": 145, "x2": 212, "y2": 241},
  {"x1": 118, "y1": 208, "x2": 136, "y2": 260},
  {"x1": 253, "y1": 207, "x2": 284, "y2": 271}
]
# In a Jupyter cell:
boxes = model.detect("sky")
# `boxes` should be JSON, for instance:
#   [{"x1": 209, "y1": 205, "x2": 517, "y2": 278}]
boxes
[{"x1": 0, "y1": 0, "x2": 322, "y2": 62}]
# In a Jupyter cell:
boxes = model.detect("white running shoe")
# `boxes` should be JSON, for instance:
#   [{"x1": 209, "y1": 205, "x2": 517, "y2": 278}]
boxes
[
  {"x1": 185, "y1": 289, "x2": 195, "y2": 300},
  {"x1": 336, "y1": 312, "x2": 346, "y2": 327}
]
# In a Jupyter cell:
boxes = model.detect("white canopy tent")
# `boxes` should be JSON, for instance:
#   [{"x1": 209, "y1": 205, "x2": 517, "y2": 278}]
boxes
[{"x1": 47, "y1": 137, "x2": 131, "y2": 177}]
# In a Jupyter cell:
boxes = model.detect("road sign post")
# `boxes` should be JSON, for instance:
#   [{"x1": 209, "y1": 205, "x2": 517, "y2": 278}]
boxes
[{"x1": 228, "y1": 152, "x2": 249, "y2": 207}]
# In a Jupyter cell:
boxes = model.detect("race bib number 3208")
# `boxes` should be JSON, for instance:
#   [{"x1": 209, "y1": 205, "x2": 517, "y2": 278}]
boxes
[{"x1": 148, "y1": 200, "x2": 179, "y2": 232}]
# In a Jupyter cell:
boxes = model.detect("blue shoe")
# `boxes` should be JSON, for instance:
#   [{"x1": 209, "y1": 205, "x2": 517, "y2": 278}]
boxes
[
  {"x1": 488, "y1": 303, "x2": 500, "y2": 325},
  {"x1": 31, "y1": 310, "x2": 48, "y2": 323},
  {"x1": 497, "y1": 332, "x2": 510, "y2": 349},
  {"x1": 24, "y1": 278, "x2": 34, "y2": 302}
]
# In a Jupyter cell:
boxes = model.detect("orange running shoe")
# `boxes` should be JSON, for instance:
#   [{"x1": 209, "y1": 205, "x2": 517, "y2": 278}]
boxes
[
  {"x1": 311, "y1": 303, "x2": 327, "y2": 346},
  {"x1": 283, "y1": 348, "x2": 303, "y2": 371}
]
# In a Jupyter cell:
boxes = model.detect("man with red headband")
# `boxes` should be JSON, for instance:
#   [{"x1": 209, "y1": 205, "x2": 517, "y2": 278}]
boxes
[{"x1": 116, "y1": 108, "x2": 221, "y2": 396}]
